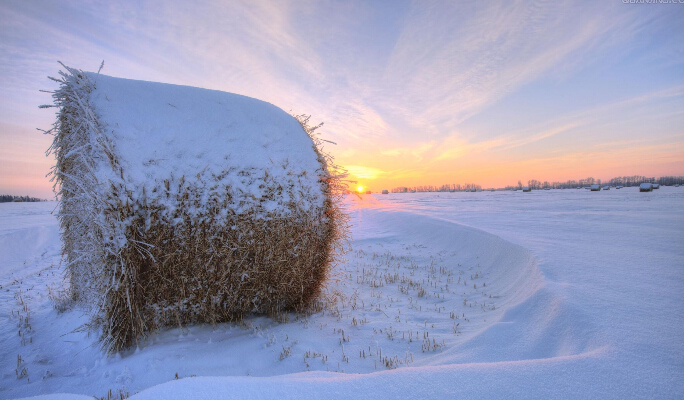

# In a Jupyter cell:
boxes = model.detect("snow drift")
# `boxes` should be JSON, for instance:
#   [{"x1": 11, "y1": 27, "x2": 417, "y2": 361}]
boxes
[{"x1": 44, "y1": 65, "x2": 346, "y2": 353}]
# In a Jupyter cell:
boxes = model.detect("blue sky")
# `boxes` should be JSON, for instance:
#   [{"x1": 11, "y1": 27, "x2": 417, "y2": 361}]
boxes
[{"x1": 1, "y1": 0, "x2": 683, "y2": 197}]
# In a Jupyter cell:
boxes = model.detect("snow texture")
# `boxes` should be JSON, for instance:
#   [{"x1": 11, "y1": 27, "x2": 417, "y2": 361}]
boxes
[
  {"x1": 87, "y1": 72, "x2": 324, "y2": 215},
  {"x1": 3, "y1": 187, "x2": 684, "y2": 399}
]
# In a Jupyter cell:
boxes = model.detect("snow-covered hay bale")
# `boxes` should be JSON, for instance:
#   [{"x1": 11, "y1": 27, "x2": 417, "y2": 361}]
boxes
[
  {"x1": 640, "y1": 183, "x2": 653, "y2": 192},
  {"x1": 44, "y1": 65, "x2": 347, "y2": 353}
]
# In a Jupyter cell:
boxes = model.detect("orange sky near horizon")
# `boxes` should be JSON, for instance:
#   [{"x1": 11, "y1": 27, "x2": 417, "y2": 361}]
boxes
[
  {"x1": 337, "y1": 131, "x2": 684, "y2": 192},
  {"x1": 2, "y1": 108, "x2": 683, "y2": 199}
]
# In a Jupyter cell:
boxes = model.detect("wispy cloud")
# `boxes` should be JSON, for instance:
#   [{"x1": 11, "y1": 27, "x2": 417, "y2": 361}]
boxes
[
  {"x1": 374, "y1": 0, "x2": 642, "y2": 132},
  {"x1": 345, "y1": 165, "x2": 385, "y2": 180},
  {"x1": 380, "y1": 141, "x2": 436, "y2": 161},
  {"x1": 434, "y1": 83, "x2": 684, "y2": 161}
]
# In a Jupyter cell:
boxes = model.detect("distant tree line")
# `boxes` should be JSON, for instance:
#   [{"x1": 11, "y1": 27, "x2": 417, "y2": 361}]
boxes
[
  {"x1": 0, "y1": 194, "x2": 47, "y2": 203},
  {"x1": 503, "y1": 175, "x2": 684, "y2": 190},
  {"x1": 387, "y1": 174, "x2": 683, "y2": 193},
  {"x1": 392, "y1": 183, "x2": 482, "y2": 193}
]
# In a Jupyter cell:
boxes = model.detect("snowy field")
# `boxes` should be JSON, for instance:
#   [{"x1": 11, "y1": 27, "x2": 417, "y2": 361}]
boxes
[{"x1": 1, "y1": 187, "x2": 683, "y2": 399}]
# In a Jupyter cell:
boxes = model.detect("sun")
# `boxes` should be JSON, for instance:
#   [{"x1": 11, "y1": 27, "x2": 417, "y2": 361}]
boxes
[{"x1": 357, "y1": 185, "x2": 364, "y2": 193}]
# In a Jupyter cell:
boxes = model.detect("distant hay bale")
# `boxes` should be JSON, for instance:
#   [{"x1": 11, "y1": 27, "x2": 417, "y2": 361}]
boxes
[
  {"x1": 44, "y1": 64, "x2": 348, "y2": 353},
  {"x1": 639, "y1": 183, "x2": 653, "y2": 192}
]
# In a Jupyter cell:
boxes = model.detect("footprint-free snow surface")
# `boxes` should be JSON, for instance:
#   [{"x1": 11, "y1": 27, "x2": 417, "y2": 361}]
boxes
[{"x1": 2, "y1": 188, "x2": 683, "y2": 399}]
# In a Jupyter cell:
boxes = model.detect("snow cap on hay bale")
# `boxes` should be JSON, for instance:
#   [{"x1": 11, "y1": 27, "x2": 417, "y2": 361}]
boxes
[{"x1": 44, "y1": 64, "x2": 347, "y2": 353}]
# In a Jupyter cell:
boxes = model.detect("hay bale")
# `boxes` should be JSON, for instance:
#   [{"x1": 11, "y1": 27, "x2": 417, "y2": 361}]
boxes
[{"x1": 44, "y1": 64, "x2": 347, "y2": 353}]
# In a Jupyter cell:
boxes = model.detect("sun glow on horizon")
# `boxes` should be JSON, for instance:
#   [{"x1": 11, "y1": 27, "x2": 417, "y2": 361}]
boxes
[{"x1": 357, "y1": 185, "x2": 364, "y2": 193}]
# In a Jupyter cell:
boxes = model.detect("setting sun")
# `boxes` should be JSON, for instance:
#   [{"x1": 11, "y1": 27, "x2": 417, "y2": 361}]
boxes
[{"x1": 357, "y1": 186, "x2": 364, "y2": 193}]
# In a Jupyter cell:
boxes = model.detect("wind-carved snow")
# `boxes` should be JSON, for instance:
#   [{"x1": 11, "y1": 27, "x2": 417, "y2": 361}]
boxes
[{"x1": 3, "y1": 187, "x2": 684, "y2": 399}]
